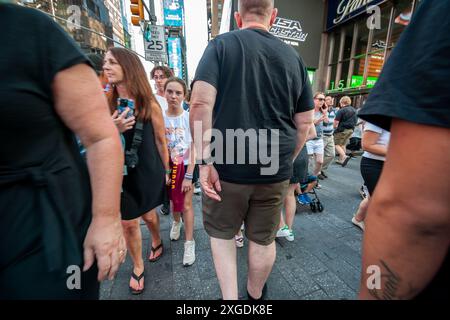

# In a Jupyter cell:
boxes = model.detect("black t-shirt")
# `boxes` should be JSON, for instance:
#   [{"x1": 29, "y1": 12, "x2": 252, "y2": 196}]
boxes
[
  {"x1": 335, "y1": 106, "x2": 357, "y2": 133},
  {"x1": 359, "y1": 0, "x2": 449, "y2": 300},
  {"x1": 193, "y1": 28, "x2": 313, "y2": 184},
  {"x1": 0, "y1": 4, "x2": 94, "y2": 278}
]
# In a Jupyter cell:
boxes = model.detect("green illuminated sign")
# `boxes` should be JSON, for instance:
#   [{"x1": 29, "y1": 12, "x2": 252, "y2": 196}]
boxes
[
  {"x1": 329, "y1": 76, "x2": 378, "y2": 92},
  {"x1": 307, "y1": 69, "x2": 315, "y2": 85},
  {"x1": 350, "y1": 75, "x2": 378, "y2": 88}
]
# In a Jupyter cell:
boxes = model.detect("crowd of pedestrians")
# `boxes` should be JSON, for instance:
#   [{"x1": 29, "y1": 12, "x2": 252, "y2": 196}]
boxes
[{"x1": 1, "y1": 0, "x2": 448, "y2": 301}]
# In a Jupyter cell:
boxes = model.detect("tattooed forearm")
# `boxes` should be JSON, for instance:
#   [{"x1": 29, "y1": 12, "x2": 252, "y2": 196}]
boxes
[{"x1": 368, "y1": 260, "x2": 402, "y2": 300}]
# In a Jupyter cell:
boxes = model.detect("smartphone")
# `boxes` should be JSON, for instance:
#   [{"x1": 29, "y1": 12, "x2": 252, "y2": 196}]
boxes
[{"x1": 117, "y1": 98, "x2": 135, "y2": 118}]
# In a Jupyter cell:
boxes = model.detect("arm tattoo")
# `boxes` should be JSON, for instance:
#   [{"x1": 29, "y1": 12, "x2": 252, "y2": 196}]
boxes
[{"x1": 369, "y1": 260, "x2": 402, "y2": 300}]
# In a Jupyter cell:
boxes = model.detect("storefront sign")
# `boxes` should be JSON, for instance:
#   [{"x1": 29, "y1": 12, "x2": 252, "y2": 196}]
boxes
[
  {"x1": 327, "y1": 0, "x2": 386, "y2": 31},
  {"x1": 267, "y1": 0, "x2": 324, "y2": 69},
  {"x1": 168, "y1": 37, "x2": 183, "y2": 78},
  {"x1": 351, "y1": 75, "x2": 378, "y2": 88},
  {"x1": 163, "y1": 0, "x2": 184, "y2": 27}
]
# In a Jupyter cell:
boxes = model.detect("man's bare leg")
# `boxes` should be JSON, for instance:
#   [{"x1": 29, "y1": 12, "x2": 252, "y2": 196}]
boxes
[
  {"x1": 285, "y1": 185, "x2": 297, "y2": 229},
  {"x1": 211, "y1": 237, "x2": 238, "y2": 300},
  {"x1": 247, "y1": 240, "x2": 276, "y2": 299},
  {"x1": 335, "y1": 145, "x2": 346, "y2": 162}
]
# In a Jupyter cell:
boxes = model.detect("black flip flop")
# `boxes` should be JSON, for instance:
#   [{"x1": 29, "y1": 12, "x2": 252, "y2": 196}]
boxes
[
  {"x1": 148, "y1": 241, "x2": 163, "y2": 262},
  {"x1": 341, "y1": 156, "x2": 351, "y2": 167},
  {"x1": 129, "y1": 272, "x2": 144, "y2": 295}
]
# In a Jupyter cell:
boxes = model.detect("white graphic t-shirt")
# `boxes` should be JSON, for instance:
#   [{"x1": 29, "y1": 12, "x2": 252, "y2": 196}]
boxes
[{"x1": 164, "y1": 109, "x2": 192, "y2": 165}]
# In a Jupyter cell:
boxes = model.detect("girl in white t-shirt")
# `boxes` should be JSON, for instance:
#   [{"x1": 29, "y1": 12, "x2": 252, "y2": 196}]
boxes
[{"x1": 163, "y1": 78, "x2": 196, "y2": 267}]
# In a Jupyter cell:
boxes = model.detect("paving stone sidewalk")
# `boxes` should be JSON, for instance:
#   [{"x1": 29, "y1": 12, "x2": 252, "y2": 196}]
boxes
[{"x1": 101, "y1": 157, "x2": 365, "y2": 300}]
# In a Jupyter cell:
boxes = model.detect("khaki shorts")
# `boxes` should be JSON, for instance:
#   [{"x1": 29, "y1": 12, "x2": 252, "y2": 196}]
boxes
[
  {"x1": 334, "y1": 129, "x2": 354, "y2": 146},
  {"x1": 202, "y1": 180, "x2": 290, "y2": 245}
]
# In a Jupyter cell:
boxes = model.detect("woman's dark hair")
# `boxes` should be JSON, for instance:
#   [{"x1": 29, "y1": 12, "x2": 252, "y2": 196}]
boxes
[
  {"x1": 106, "y1": 48, "x2": 158, "y2": 122},
  {"x1": 164, "y1": 77, "x2": 187, "y2": 97}
]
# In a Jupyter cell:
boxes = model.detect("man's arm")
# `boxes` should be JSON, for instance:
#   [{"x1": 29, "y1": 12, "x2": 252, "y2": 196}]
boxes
[
  {"x1": 189, "y1": 80, "x2": 222, "y2": 201},
  {"x1": 292, "y1": 110, "x2": 314, "y2": 161},
  {"x1": 53, "y1": 64, "x2": 125, "y2": 281},
  {"x1": 359, "y1": 119, "x2": 450, "y2": 299},
  {"x1": 190, "y1": 81, "x2": 217, "y2": 162},
  {"x1": 307, "y1": 123, "x2": 317, "y2": 141},
  {"x1": 334, "y1": 109, "x2": 342, "y2": 129}
]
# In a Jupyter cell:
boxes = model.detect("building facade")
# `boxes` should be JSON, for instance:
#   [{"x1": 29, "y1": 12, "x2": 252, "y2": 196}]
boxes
[
  {"x1": 20, "y1": 0, "x2": 129, "y2": 53},
  {"x1": 322, "y1": 0, "x2": 422, "y2": 106},
  {"x1": 104, "y1": 0, "x2": 125, "y2": 45}
]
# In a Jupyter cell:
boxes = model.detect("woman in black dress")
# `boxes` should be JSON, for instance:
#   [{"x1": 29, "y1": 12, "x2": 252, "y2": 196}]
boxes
[
  {"x1": 0, "y1": 4, "x2": 126, "y2": 299},
  {"x1": 103, "y1": 48, "x2": 170, "y2": 294}
]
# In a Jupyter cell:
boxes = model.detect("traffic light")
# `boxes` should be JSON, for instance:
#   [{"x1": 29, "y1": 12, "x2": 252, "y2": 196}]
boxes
[{"x1": 130, "y1": 0, "x2": 144, "y2": 26}]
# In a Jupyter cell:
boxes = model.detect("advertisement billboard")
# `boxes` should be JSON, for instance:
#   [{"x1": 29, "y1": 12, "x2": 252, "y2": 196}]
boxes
[
  {"x1": 267, "y1": 0, "x2": 325, "y2": 69},
  {"x1": 168, "y1": 37, "x2": 183, "y2": 78},
  {"x1": 163, "y1": 0, "x2": 184, "y2": 27}
]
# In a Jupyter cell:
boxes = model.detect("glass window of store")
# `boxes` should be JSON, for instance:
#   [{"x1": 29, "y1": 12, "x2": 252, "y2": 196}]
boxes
[
  {"x1": 325, "y1": 0, "x2": 418, "y2": 93},
  {"x1": 387, "y1": 0, "x2": 416, "y2": 59}
]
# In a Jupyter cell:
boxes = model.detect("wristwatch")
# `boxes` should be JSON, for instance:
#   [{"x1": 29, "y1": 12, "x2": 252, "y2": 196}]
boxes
[{"x1": 200, "y1": 157, "x2": 214, "y2": 166}]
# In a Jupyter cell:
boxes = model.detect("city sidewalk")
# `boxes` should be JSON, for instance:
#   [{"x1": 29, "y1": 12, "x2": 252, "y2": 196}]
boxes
[{"x1": 101, "y1": 156, "x2": 365, "y2": 300}]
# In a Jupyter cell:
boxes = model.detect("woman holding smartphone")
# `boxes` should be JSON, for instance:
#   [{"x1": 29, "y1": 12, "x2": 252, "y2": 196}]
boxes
[{"x1": 103, "y1": 48, "x2": 170, "y2": 294}]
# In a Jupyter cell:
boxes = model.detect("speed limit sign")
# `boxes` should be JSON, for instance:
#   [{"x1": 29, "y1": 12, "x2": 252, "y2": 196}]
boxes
[{"x1": 144, "y1": 24, "x2": 168, "y2": 63}]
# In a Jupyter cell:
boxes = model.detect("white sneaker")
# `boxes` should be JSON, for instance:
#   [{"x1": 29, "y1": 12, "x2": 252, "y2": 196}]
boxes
[
  {"x1": 276, "y1": 225, "x2": 290, "y2": 238},
  {"x1": 286, "y1": 229, "x2": 295, "y2": 242},
  {"x1": 170, "y1": 220, "x2": 183, "y2": 241},
  {"x1": 352, "y1": 216, "x2": 365, "y2": 231},
  {"x1": 183, "y1": 240, "x2": 196, "y2": 266}
]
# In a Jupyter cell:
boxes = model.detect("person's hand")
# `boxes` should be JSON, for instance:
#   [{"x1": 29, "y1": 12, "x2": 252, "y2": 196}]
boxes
[
  {"x1": 182, "y1": 178, "x2": 193, "y2": 193},
  {"x1": 200, "y1": 165, "x2": 222, "y2": 201},
  {"x1": 83, "y1": 215, "x2": 126, "y2": 281},
  {"x1": 165, "y1": 171, "x2": 171, "y2": 186},
  {"x1": 112, "y1": 108, "x2": 136, "y2": 133}
]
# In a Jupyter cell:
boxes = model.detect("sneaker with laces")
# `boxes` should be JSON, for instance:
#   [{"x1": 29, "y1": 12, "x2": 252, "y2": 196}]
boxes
[
  {"x1": 276, "y1": 225, "x2": 290, "y2": 238},
  {"x1": 183, "y1": 240, "x2": 196, "y2": 266},
  {"x1": 286, "y1": 230, "x2": 294, "y2": 242},
  {"x1": 170, "y1": 220, "x2": 183, "y2": 241}
]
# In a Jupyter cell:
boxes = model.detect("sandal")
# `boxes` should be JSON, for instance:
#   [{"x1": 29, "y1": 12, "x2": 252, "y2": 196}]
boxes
[
  {"x1": 235, "y1": 235, "x2": 244, "y2": 248},
  {"x1": 341, "y1": 156, "x2": 351, "y2": 167},
  {"x1": 129, "y1": 272, "x2": 144, "y2": 295},
  {"x1": 148, "y1": 241, "x2": 163, "y2": 262}
]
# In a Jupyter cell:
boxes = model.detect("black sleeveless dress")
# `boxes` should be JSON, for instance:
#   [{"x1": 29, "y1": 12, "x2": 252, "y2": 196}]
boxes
[
  {"x1": 0, "y1": 5, "x2": 98, "y2": 299},
  {"x1": 121, "y1": 120, "x2": 166, "y2": 220}
]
